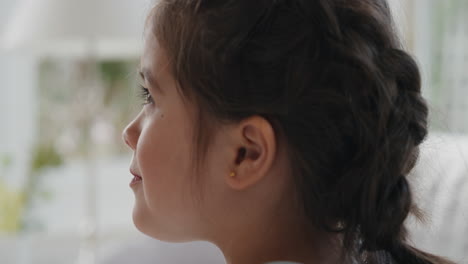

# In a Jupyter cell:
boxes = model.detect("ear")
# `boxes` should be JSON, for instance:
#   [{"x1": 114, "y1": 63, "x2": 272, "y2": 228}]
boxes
[{"x1": 226, "y1": 115, "x2": 276, "y2": 191}]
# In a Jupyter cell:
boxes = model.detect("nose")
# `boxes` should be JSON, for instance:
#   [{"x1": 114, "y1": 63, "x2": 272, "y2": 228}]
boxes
[{"x1": 122, "y1": 115, "x2": 141, "y2": 151}]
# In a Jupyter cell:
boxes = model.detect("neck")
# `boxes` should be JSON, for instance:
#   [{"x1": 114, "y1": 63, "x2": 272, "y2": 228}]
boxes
[{"x1": 209, "y1": 208, "x2": 342, "y2": 264}]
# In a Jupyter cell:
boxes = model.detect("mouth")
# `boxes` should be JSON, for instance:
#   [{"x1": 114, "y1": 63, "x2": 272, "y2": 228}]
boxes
[{"x1": 130, "y1": 170, "x2": 143, "y2": 186}]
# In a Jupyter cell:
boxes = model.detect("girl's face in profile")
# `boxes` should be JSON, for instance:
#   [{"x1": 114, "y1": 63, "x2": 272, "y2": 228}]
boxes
[
  {"x1": 121, "y1": 21, "x2": 234, "y2": 242},
  {"x1": 122, "y1": 26, "x2": 196, "y2": 240},
  {"x1": 121, "y1": 11, "x2": 321, "y2": 264}
]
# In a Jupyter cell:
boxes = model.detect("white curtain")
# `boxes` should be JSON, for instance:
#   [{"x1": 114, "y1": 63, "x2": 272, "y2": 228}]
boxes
[
  {"x1": 401, "y1": 0, "x2": 468, "y2": 134},
  {"x1": 437, "y1": 0, "x2": 468, "y2": 133}
]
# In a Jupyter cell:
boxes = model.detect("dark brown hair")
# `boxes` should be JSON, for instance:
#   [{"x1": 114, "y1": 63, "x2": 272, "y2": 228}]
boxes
[{"x1": 149, "y1": 0, "x2": 456, "y2": 263}]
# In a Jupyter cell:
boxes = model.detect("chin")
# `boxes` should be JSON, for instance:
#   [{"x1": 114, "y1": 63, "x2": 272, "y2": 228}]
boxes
[{"x1": 131, "y1": 198, "x2": 157, "y2": 234}]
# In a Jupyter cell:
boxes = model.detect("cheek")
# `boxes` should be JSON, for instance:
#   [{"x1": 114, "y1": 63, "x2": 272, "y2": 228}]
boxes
[{"x1": 136, "y1": 111, "x2": 195, "y2": 214}]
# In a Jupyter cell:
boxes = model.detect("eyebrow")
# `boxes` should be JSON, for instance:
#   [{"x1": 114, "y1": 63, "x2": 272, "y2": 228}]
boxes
[{"x1": 139, "y1": 68, "x2": 163, "y2": 94}]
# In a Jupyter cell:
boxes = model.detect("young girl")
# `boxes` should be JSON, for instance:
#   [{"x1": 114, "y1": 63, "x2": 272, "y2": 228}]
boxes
[{"x1": 122, "y1": 0, "x2": 456, "y2": 263}]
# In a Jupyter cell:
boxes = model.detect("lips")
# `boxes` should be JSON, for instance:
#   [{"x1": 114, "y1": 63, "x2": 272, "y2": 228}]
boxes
[
  {"x1": 130, "y1": 169, "x2": 143, "y2": 186},
  {"x1": 130, "y1": 170, "x2": 142, "y2": 179}
]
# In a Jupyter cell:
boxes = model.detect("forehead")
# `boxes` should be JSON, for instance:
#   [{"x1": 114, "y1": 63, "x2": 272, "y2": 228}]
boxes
[
  {"x1": 141, "y1": 22, "x2": 170, "y2": 79},
  {"x1": 142, "y1": 20, "x2": 157, "y2": 64}
]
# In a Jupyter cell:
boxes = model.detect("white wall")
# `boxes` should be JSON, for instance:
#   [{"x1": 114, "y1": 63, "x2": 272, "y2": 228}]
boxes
[{"x1": 0, "y1": 0, "x2": 38, "y2": 189}]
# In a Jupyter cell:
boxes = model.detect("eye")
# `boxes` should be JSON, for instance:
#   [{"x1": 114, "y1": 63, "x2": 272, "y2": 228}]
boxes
[{"x1": 137, "y1": 84, "x2": 154, "y2": 106}]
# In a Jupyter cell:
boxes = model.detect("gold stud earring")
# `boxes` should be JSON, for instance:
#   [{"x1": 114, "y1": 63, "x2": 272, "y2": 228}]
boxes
[{"x1": 229, "y1": 171, "x2": 236, "y2": 177}]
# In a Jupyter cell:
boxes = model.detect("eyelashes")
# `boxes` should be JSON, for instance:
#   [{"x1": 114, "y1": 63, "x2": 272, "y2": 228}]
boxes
[{"x1": 137, "y1": 84, "x2": 154, "y2": 106}]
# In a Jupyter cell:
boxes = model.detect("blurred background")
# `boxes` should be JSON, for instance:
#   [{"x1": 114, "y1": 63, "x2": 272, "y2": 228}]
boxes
[{"x1": 0, "y1": 0, "x2": 467, "y2": 264}]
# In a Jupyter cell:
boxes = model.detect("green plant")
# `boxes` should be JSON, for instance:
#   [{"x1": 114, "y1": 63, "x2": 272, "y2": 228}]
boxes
[
  {"x1": 0, "y1": 144, "x2": 64, "y2": 234},
  {"x1": 31, "y1": 143, "x2": 63, "y2": 174},
  {"x1": 0, "y1": 153, "x2": 25, "y2": 233},
  {"x1": 0, "y1": 180, "x2": 25, "y2": 233}
]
